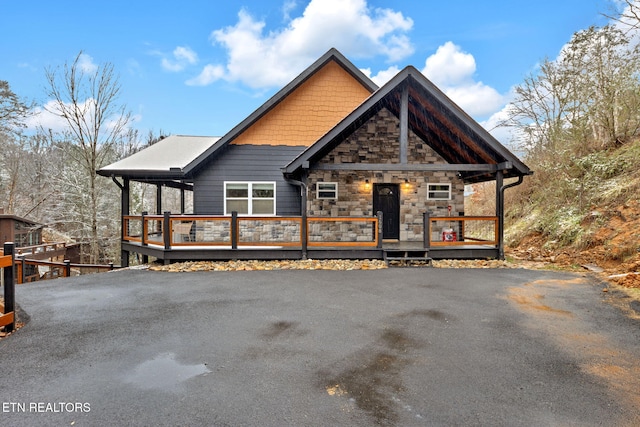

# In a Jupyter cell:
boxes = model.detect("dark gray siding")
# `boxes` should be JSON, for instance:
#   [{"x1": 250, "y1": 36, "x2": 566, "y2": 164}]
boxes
[{"x1": 192, "y1": 145, "x2": 305, "y2": 215}]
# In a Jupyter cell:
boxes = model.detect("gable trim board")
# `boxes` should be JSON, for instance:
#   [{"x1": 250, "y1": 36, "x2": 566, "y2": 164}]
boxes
[{"x1": 283, "y1": 66, "x2": 531, "y2": 183}]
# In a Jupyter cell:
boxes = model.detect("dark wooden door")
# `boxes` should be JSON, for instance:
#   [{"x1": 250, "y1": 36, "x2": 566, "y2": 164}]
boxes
[{"x1": 373, "y1": 183, "x2": 400, "y2": 240}]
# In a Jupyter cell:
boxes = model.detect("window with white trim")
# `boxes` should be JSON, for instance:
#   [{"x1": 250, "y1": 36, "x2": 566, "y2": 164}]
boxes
[
  {"x1": 427, "y1": 183, "x2": 451, "y2": 200},
  {"x1": 316, "y1": 182, "x2": 338, "y2": 200},
  {"x1": 224, "y1": 182, "x2": 276, "y2": 215}
]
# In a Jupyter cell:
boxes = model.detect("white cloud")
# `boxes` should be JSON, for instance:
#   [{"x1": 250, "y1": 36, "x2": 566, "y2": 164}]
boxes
[
  {"x1": 161, "y1": 46, "x2": 198, "y2": 72},
  {"x1": 444, "y1": 83, "x2": 504, "y2": 116},
  {"x1": 282, "y1": 0, "x2": 298, "y2": 21},
  {"x1": 423, "y1": 42, "x2": 476, "y2": 87},
  {"x1": 361, "y1": 65, "x2": 400, "y2": 87},
  {"x1": 24, "y1": 101, "x2": 70, "y2": 132},
  {"x1": 77, "y1": 53, "x2": 98, "y2": 74},
  {"x1": 186, "y1": 64, "x2": 226, "y2": 86},
  {"x1": 193, "y1": 0, "x2": 413, "y2": 88},
  {"x1": 421, "y1": 42, "x2": 505, "y2": 117},
  {"x1": 26, "y1": 98, "x2": 139, "y2": 135},
  {"x1": 480, "y1": 103, "x2": 516, "y2": 146}
]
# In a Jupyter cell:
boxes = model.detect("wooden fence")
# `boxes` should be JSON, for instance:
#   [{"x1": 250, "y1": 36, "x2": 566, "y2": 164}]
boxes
[{"x1": 14, "y1": 258, "x2": 118, "y2": 284}]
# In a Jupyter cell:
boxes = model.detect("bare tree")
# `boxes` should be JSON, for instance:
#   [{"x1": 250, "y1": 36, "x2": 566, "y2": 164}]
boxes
[
  {"x1": 0, "y1": 81, "x2": 34, "y2": 214},
  {"x1": 504, "y1": 58, "x2": 575, "y2": 156},
  {"x1": 506, "y1": 25, "x2": 640, "y2": 156},
  {"x1": 561, "y1": 25, "x2": 640, "y2": 148},
  {"x1": 0, "y1": 80, "x2": 32, "y2": 133},
  {"x1": 44, "y1": 52, "x2": 131, "y2": 263},
  {"x1": 603, "y1": 0, "x2": 640, "y2": 31}
]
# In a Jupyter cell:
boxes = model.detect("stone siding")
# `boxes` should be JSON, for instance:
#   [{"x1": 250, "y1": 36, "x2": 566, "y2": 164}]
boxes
[
  {"x1": 237, "y1": 219, "x2": 301, "y2": 244},
  {"x1": 308, "y1": 108, "x2": 465, "y2": 242}
]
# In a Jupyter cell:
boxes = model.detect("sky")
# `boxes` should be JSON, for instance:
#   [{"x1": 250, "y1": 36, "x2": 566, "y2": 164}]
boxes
[{"x1": 0, "y1": 0, "x2": 621, "y2": 144}]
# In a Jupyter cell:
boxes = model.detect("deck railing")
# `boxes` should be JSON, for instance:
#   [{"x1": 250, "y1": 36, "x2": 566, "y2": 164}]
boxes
[
  {"x1": 14, "y1": 258, "x2": 118, "y2": 284},
  {"x1": 307, "y1": 217, "x2": 379, "y2": 247},
  {"x1": 15, "y1": 242, "x2": 67, "y2": 259},
  {"x1": 123, "y1": 213, "x2": 380, "y2": 249},
  {"x1": 123, "y1": 212, "x2": 497, "y2": 251},
  {"x1": 424, "y1": 214, "x2": 499, "y2": 247}
]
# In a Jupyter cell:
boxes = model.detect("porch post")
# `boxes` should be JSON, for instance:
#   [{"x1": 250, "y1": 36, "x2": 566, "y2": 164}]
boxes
[
  {"x1": 155, "y1": 184, "x2": 163, "y2": 239},
  {"x1": 423, "y1": 211, "x2": 431, "y2": 249},
  {"x1": 231, "y1": 211, "x2": 238, "y2": 249},
  {"x1": 376, "y1": 211, "x2": 383, "y2": 248},
  {"x1": 3, "y1": 243, "x2": 15, "y2": 333},
  {"x1": 164, "y1": 211, "x2": 171, "y2": 250},
  {"x1": 156, "y1": 184, "x2": 162, "y2": 214},
  {"x1": 121, "y1": 178, "x2": 130, "y2": 267},
  {"x1": 301, "y1": 173, "x2": 308, "y2": 260},
  {"x1": 180, "y1": 189, "x2": 186, "y2": 214},
  {"x1": 141, "y1": 211, "x2": 148, "y2": 247},
  {"x1": 495, "y1": 170, "x2": 505, "y2": 260}
]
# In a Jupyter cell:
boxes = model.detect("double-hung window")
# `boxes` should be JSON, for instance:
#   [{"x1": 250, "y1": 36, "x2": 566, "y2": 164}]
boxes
[
  {"x1": 224, "y1": 182, "x2": 276, "y2": 215},
  {"x1": 427, "y1": 183, "x2": 451, "y2": 200},
  {"x1": 316, "y1": 182, "x2": 338, "y2": 200}
]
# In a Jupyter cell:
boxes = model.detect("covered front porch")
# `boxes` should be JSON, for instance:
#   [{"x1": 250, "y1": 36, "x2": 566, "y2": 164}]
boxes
[{"x1": 120, "y1": 211, "x2": 501, "y2": 265}]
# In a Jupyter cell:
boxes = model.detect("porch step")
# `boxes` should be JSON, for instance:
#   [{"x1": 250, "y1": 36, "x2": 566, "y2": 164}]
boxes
[{"x1": 383, "y1": 250, "x2": 432, "y2": 267}]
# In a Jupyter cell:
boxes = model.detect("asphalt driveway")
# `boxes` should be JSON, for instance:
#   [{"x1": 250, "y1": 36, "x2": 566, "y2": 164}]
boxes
[{"x1": 1, "y1": 267, "x2": 639, "y2": 426}]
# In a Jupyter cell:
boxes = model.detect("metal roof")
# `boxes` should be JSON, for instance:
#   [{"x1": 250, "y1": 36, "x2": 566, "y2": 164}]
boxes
[{"x1": 98, "y1": 135, "x2": 221, "y2": 179}]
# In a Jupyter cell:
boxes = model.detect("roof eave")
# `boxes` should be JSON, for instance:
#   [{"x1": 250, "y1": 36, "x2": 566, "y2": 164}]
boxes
[{"x1": 96, "y1": 169, "x2": 185, "y2": 180}]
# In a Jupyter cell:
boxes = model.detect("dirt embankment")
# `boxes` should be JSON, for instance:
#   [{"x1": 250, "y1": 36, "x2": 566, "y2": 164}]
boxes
[{"x1": 507, "y1": 200, "x2": 640, "y2": 289}]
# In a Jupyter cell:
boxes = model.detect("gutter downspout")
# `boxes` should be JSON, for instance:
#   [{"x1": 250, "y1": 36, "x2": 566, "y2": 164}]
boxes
[
  {"x1": 498, "y1": 175, "x2": 524, "y2": 260},
  {"x1": 284, "y1": 174, "x2": 308, "y2": 260}
]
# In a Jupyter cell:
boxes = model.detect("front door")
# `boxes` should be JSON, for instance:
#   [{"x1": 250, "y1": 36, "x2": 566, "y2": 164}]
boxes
[{"x1": 373, "y1": 183, "x2": 400, "y2": 240}]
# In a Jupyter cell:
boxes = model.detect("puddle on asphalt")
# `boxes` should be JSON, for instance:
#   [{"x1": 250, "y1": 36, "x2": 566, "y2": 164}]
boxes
[{"x1": 124, "y1": 353, "x2": 210, "y2": 392}]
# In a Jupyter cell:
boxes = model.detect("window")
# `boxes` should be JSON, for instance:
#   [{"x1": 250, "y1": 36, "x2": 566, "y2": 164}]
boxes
[
  {"x1": 224, "y1": 182, "x2": 276, "y2": 215},
  {"x1": 317, "y1": 182, "x2": 338, "y2": 200},
  {"x1": 427, "y1": 183, "x2": 451, "y2": 200}
]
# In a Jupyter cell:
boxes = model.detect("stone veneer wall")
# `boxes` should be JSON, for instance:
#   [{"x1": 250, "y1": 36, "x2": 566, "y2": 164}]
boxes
[{"x1": 307, "y1": 108, "x2": 465, "y2": 241}]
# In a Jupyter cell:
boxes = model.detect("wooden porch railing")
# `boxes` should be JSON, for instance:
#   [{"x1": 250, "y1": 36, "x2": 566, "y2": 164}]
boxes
[
  {"x1": 424, "y1": 214, "x2": 499, "y2": 247},
  {"x1": 123, "y1": 212, "x2": 498, "y2": 252},
  {"x1": 307, "y1": 217, "x2": 379, "y2": 247},
  {"x1": 15, "y1": 242, "x2": 67, "y2": 259},
  {"x1": 123, "y1": 213, "x2": 380, "y2": 249}
]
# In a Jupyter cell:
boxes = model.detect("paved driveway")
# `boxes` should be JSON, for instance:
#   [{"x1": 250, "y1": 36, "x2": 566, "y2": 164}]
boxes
[{"x1": 0, "y1": 267, "x2": 638, "y2": 426}]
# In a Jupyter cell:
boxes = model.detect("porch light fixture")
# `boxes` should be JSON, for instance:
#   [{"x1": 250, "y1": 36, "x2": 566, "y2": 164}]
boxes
[
  {"x1": 364, "y1": 179, "x2": 371, "y2": 191},
  {"x1": 403, "y1": 178, "x2": 410, "y2": 189}
]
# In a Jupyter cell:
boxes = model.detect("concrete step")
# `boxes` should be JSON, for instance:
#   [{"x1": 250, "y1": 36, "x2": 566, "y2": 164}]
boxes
[{"x1": 384, "y1": 250, "x2": 432, "y2": 267}]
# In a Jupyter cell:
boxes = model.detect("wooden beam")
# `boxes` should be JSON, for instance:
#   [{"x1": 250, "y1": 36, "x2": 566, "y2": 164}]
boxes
[
  {"x1": 311, "y1": 163, "x2": 508, "y2": 172},
  {"x1": 408, "y1": 86, "x2": 497, "y2": 164},
  {"x1": 400, "y1": 85, "x2": 408, "y2": 164}
]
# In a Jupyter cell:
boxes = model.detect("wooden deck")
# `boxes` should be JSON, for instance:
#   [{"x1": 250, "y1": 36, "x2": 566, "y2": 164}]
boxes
[
  {"x1": 121, "y1": 213, "x2": 501, "y2": 265},
  {"x1": 123, "y1": 240, "x2": 498, "y2": 264}
]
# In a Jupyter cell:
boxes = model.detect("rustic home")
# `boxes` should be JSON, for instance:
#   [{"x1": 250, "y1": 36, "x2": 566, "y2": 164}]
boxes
[{"x1": 98, "y1": 48, "x2": 531, "y2": 265}]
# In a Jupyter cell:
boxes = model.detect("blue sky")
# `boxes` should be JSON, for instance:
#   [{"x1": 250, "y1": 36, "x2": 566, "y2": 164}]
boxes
[{"x1": 1, "y1": 0, "x2": 618, "y2": 142}]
